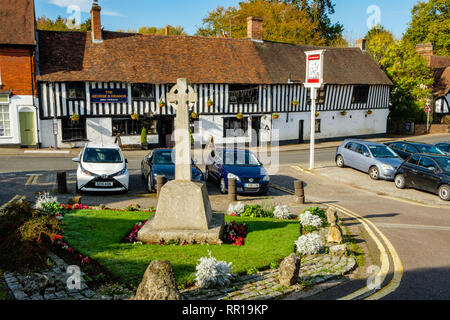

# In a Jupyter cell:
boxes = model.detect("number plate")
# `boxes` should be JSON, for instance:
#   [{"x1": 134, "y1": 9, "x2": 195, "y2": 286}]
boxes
[
  {"x1": 245, "y1": 183, "x2": 260, "y2": 188},
  {"x1": 95, "y1": 182, "x2": 114, "y2": 187}
]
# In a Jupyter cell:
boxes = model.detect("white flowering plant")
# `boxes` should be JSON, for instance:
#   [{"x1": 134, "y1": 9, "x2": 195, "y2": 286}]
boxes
[
  {"x1": 300, "y1": 211, "x2": 323, "y2": 228},
  {"x1": 295, "y1": 232, "x2": 323, "y2": 255},
  {"x1": 227, "y1": 202, "x2": 245, "y2": 217},
  {"x1": 273, "y1": 205, "x2": 291, "y2": 220},
  {"x1": 195, "y1": 251, "x2": 234, "y2": 289},
  {"x1": 35, "y1": 192, "x2": 61, "y2": 215}
]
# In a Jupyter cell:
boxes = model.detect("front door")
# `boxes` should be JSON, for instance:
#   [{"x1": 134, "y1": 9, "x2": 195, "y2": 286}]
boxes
[
  {"x1": 251, "y1": 116, "x2": 261, "y2": 147},
  {"x1": 157, "y1": 117, "x2": 174, "y2": 148},
  {"x1": 298, "y1": 120, "x2": 304, "y2": 144},
  {"x1": 19, "y1": 112, "x2": 36, "y2": 146}
]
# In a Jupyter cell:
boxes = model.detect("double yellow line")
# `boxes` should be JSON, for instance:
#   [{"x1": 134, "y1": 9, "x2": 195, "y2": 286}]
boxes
[
  {"x1": 331, "y1": 204, "x2": 404, "y2": 300},
  {"x1": 0, "y1": 194, "x2": 27, "y2": 211},
  {"x1": 26, "y1": 174, "x2": 40, "y2": 186}
]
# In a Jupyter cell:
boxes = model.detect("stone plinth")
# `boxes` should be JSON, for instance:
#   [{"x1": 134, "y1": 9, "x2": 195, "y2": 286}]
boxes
[{"x1": 137, "y1": 180, "x2": 224, "y2": 244}]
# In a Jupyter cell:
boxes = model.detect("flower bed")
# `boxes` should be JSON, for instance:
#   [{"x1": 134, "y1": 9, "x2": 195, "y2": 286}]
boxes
[{"x1": 223, "y1": 221, "x2": 248, "y2": 246}]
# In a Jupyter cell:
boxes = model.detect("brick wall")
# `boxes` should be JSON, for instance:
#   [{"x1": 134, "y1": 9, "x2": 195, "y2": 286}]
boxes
[
  {"x1": 0, "y1": 47, "x2": 36, "y2": 96},
  {"x1": 414, "y1": 124, "x2": 450, "y2": 135}
]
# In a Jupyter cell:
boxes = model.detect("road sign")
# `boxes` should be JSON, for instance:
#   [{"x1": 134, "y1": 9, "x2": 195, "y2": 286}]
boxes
[{"x1": 425, "y1": 106, "x2": 432, "y2": 113}]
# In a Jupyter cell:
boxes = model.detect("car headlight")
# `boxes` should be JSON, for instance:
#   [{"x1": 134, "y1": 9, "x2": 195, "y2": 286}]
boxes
[
  {"x1": 227, "y1": 173, "x2": 241, "y2": 181},
  {"x1": 111, "y1": 167, "x2": 128, "y2": 177},
  {"x1": 80, "y1": 165, "x2": 97, "y2": 177},
  {"x1": 381, "y1": 164, "x2": 394, "y2": 171},
  {"x1": 263, "y1": 175, "x2": 270, "y2": 182}
]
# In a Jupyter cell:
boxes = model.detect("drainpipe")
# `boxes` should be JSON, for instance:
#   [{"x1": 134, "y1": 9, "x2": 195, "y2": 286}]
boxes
[{"x1": 30, "y1": 49, "x2": 41, "y2": 149}]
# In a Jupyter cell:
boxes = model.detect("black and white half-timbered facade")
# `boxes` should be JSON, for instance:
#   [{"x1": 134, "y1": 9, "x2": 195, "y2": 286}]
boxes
[{"x1": 36, "y1": 8, "x2": 392, "y2": 148}]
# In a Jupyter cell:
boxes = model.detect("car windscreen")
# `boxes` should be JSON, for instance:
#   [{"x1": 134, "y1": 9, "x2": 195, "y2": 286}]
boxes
[
  {"x1": 415, "y1": 144, "x2": 445, "y2": 155},
  {"x1": 435, "y1": 158, "x2": 450, "y2": 173},
  {"x1": 224, "y1": 151, "x2": 260, "y2": 166},
  {"x1": 153, "y1": 151, "x2": 175, "y2": 165},
  {"x1": 368, "y1": 145, "x2": 399, "y2": 158},
  {"x1": 83, "y1": 148, "x2": 123, "y2": 163}
]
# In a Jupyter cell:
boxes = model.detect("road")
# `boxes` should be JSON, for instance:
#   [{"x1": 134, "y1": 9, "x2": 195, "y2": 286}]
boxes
[{"x1": 0, "y1": 133, "x2": 449, "y2": 300}]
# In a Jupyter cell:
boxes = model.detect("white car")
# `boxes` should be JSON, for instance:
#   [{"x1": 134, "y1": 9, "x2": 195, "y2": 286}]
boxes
[{"x1": 72, "y1": 143, "x2": 129, "y2": 193}]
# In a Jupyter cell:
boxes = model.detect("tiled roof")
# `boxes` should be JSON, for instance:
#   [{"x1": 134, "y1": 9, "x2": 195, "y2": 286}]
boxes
[
  {"x1": 434, "y1": 67, "x2": 450, "y2": 96},
  {"x1": 0, "y1": 0, "x2": 36, "y2": 46},
  {"x1": 37, "y1": 30, "x2": 392, "y2": 86},
  {"x1": 430, "y1": 55, "x2": 450, "y2": 69}
]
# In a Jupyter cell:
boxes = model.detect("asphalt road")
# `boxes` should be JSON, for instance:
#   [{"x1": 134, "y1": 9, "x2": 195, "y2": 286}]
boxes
[{"x1": 0, "y1": 133, "x2": 449, "y2": 300}]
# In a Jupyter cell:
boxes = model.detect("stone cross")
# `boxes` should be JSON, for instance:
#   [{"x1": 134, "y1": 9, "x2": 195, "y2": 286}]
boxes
[{"x1": 167, "y1": 78, "x2": 198, "y2": 181}]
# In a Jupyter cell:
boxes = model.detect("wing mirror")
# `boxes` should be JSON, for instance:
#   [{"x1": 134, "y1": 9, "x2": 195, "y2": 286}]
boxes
[{"x1": 72, "y1": 157, "x2": 80, "y2": 163}]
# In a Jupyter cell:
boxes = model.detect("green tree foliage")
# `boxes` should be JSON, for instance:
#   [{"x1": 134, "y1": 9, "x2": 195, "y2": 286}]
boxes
[
  {"x1": 404, "y1": 0, "x2": 450, "y2": 57},
  {"x1": 195, "y1": 0, "x2": 345, "y2": 46},
  {"x1": 365, "y1": 26, "x2": 395, "y2": 66},
  {"x1": 138, "y1": 25, "x2": 187, "y2": 36},
  {"x1": 37, "y1": 16, "x2": 91, "y2": 32},
  {"x1": 381, "y1": 39, "x2": 434, "y2": 122}
]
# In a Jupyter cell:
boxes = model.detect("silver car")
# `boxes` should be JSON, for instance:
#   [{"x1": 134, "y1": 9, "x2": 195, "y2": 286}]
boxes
[{"x1": 335, "y1": 140, "x2": 404, "y2": 180}]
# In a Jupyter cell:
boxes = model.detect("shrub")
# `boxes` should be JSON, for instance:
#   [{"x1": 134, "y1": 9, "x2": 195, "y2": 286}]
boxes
[
  {"x1": 227, "y1": 202, "x2": 245, "y2": 216},
  {"x1": 223, "y1": 221, "x2": 248, "y2": 246},
  {"x1": 241, "y1": 205, "x2": 274, "y2": 218},
  {"x1": 302, "y1": 207, "x2": 327, "y2": 225},
  {"x1": 299, "y1": 211, "x2": 323, "y2": 229},
  {"x1": 195, "y1": 252, "x2": 233, "y2": 289},
  {"x1": 273, "y1": 205, "x2": 291, "y2": 220},
  {"x1": 140, "y1": 127, "x2": 147, "y2": 144},
  {"x1": 295, "y1": 232, "x2": 323, "y2": 255},
  {"x1": 0, "y1": 201, "x2": 62, "y2": 273},
  {"x1": 35, "y1": 192, "x2": 58, "y2": 210}
]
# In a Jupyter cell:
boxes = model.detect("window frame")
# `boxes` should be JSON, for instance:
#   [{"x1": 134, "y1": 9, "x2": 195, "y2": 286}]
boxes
[
  {"x1": 131, "y1": 83, "x2": 156, "y2": 101},
  {"x1": 306, "y1": 86, "x2": 327, "y2": 106},
  {"x1": 351, "y1": 85, "x2": 370, "y2": 104},
  {"x1": 112, "y1": 117, "x2": 145, "y2": 137},
  {"x1": 66, "y1": 82, "x2": 86, "y2": 100},
  {"x1": 61, "y1": 116, "x2": 87, "y2": 142},
  {"x1": 223, "y1": 117, "x2": 249, "y2": 138},
  {"x1": 315, "y1": 119, "x2": 321, "y2": 133},
  {"x1": 0, "y1": 103, "x2": 11, "y2": 138}
]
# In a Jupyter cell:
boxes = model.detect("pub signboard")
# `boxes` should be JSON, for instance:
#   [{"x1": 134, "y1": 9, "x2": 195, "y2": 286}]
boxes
[{"x1": 91, "y1": 88, "x2": 128, "y2": 103}]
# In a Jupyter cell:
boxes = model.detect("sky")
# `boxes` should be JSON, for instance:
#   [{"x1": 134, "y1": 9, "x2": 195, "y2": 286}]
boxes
[{"x1": 34, "y1": 0, "x2": 420, "y2": 40}]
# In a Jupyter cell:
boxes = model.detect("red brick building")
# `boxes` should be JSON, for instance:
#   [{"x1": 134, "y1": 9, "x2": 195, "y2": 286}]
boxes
[{"x1": 0, "y1": 0, "x2": 39, "y2": 147}]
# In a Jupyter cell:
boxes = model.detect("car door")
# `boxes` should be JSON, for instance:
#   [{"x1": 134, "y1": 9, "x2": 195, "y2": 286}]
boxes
[
  {"x1": 401, "y1": 155, "x2": 421, "y2": 187},
  {"x1": 416, "y1": 156, "x2": 441, "y2": 193},
  {"x1": 355, "y1": 144, "x2": 371, "y2": 172},
  {"x1": 341, "y1": 142, "x2": 358, "y2": 168}
]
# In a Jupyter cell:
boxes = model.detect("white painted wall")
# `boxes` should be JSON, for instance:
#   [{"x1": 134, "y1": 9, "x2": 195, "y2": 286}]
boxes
[{"x1": 0, "y1": 95, "x2": 38, "y2": 146}]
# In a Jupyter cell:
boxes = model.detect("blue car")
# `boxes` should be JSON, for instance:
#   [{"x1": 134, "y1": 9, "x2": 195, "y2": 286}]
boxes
[
  {"x1": 435, "y1": 142, "x2": 450, "y2": 156},
  {"x1": 335, "y1": 140, "x2": 404, "y2": 180},
  {"x1": 205, "y1": 149, "x2": 270, "y2": 195},
  {"x1": 141, "y1": 149, "x2": 204, "y2": 193}
]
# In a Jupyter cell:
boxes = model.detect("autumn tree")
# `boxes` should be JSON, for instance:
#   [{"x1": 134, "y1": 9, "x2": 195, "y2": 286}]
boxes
[
  {"x1": 36, "y1": 16, "x2": 91, "y2": 32},
  {"x1": 196, "y1": 0, "x2": 329, "y2": 46},
  {"x1": 138, "y1": 25, "x2": 187, "y2": 36},
  {"x1": 404, "y1": 0, "x2": 450, "y2": 56},
  {"x1": 364, "y1": 26, "x2": 395, "y2": 66}
]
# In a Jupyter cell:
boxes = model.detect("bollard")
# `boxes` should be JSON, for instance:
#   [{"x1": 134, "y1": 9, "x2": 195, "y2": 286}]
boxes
[
  {"x1": 294, "y1": 180, "x2": 305, "y2": 204},
  {"x1": 156, "y1": 175, "x2": 167, "y2": 198},
  {"x1": 57, "y1": 171, "x2": 68, "y2": 194},
  {"x1": 228, "y1": 178, "x2": 237, "y2": 202}
]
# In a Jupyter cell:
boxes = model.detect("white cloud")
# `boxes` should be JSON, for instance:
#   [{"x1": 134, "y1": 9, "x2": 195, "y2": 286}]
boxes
[{"x1": 49, "y1": 0, "x2": 122, "y2": 16}]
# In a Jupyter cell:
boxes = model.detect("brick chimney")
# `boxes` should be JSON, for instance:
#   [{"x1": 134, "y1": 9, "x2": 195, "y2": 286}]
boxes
[
  {"x1": 165, "y1": 26, "x2": 169, "y2": 36},
  {"x1": 247, "y1": 17, "x2": 263, "y2": 42},
  {"x1": 91, "y1": 0, "x2": 103, "y2": 43},
  {"x1": 416, "y1": 43, "x2": 434, "y2": 66},
  {"x1": 355, "y1": 39, "x2": 366, "y2": 51}
]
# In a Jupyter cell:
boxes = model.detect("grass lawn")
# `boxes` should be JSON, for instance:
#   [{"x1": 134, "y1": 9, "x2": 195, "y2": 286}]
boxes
[{"x1": 63, "y1": 210, "x2": 300, "y2": 288}]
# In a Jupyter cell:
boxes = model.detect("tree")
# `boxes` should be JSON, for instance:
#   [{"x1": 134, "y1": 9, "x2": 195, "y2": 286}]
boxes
[
  {"x1": 404, "y1": 0, "x2": 450, "y2": 56},
  {"x1": 365, "y1": 26, "x2": 395, "y2": 66},
  {"x1": 196, "y1": 0, "x2": 328, "y2": 46},
  {"x1": 381, "y1": 39, "x2": 434, "y2": 122},
  {"x1": 138, "y1": 25, "x2": 187, "y2": 36},
  {"x1": 268, "y1": 0, "x2": 344, "y2": 45},
  {"x1": 36, "y1": 16, "x2": 91, "y2": 32}
]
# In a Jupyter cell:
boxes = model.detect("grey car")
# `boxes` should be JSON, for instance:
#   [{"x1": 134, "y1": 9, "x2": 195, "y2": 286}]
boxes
[
  {"x1": 335, "y1": 140, "x2": 404, "y2": 180},
  {"x1": 435, "y1": 142, "x2": 450, "y2": 156}
]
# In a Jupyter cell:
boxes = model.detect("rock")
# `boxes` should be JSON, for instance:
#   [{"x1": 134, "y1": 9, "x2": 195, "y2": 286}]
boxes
[
  {"x1": 330, "y1": 244, "x2": 347, "y2": 257},
  {"x1": 279, "y1": 253, "x2": 301, "y2": 287},
  {"x1": 134, "y1": 261, "x2": 181, "y2": 300},
  {"x1": 22, "y1": 273, "x2": 49, "y2": 295},
  {"x1": 327, "y1": 225, "x2": 343, "y2": 244},
  {"x1": 68, "y1": 196, "x2": 82, "y2": 205},
  {"x1": 326, "y1": 208, "x2": 338, "y2": 225}
]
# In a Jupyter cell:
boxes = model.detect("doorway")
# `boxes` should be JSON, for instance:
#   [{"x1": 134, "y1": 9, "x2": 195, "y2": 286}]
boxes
[
  {"x1": 157, "y1": 117, "x2": 174, "y2": 148},
  {"x1": 19, "y1": 112, "x2": 36, "y2": 146},
  {"x1": 251, "y1": 116, "x2": 261, "y2": 147},
  {"x1": 298, "y1": 120, "x2": 304, "y2": 144}
]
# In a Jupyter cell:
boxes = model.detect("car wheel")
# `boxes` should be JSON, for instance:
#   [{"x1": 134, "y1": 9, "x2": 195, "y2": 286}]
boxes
[
  {"x1": 438, "y1": 184, "x2": 450, "y2": 201},
  {"x1": 394, "y1": 174, "x2": 406, "y2": 189},
  {"x1": 336, "y1": 155, "x2": 345, "y2": 168},
  {"x1": 220, "y1": 178, "x2": 227, "y2": 194},
  {"x1": 369, "y1": 166, "x2": 380, "y2": 180},
  {"x1": 147, "y1": 174, "x2": 155, "y2": 193}
]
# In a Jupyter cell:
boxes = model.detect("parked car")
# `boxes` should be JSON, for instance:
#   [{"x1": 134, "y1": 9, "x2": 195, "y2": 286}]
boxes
[
  {"x1": 72, "y1": 143, "x2": 129, "y2": 193},
  {"x1": 205, "y1": 149, "x2": 270, "y2": 195},
  {"x1": 141, "y1": 149, "x2": 204, "y2": 193},
  {"x1": 394, "y1": 154, "x2": 450, "y2": 201},
  {"x1": 335, "y1": 140, "x2": 404, "y2": 180},
  {"x1": 435, "y1": 142, "x2": 450, "y2": 156},
  {"x1": 385, "y1": 141, "x2": 446, "y2": 160}
]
